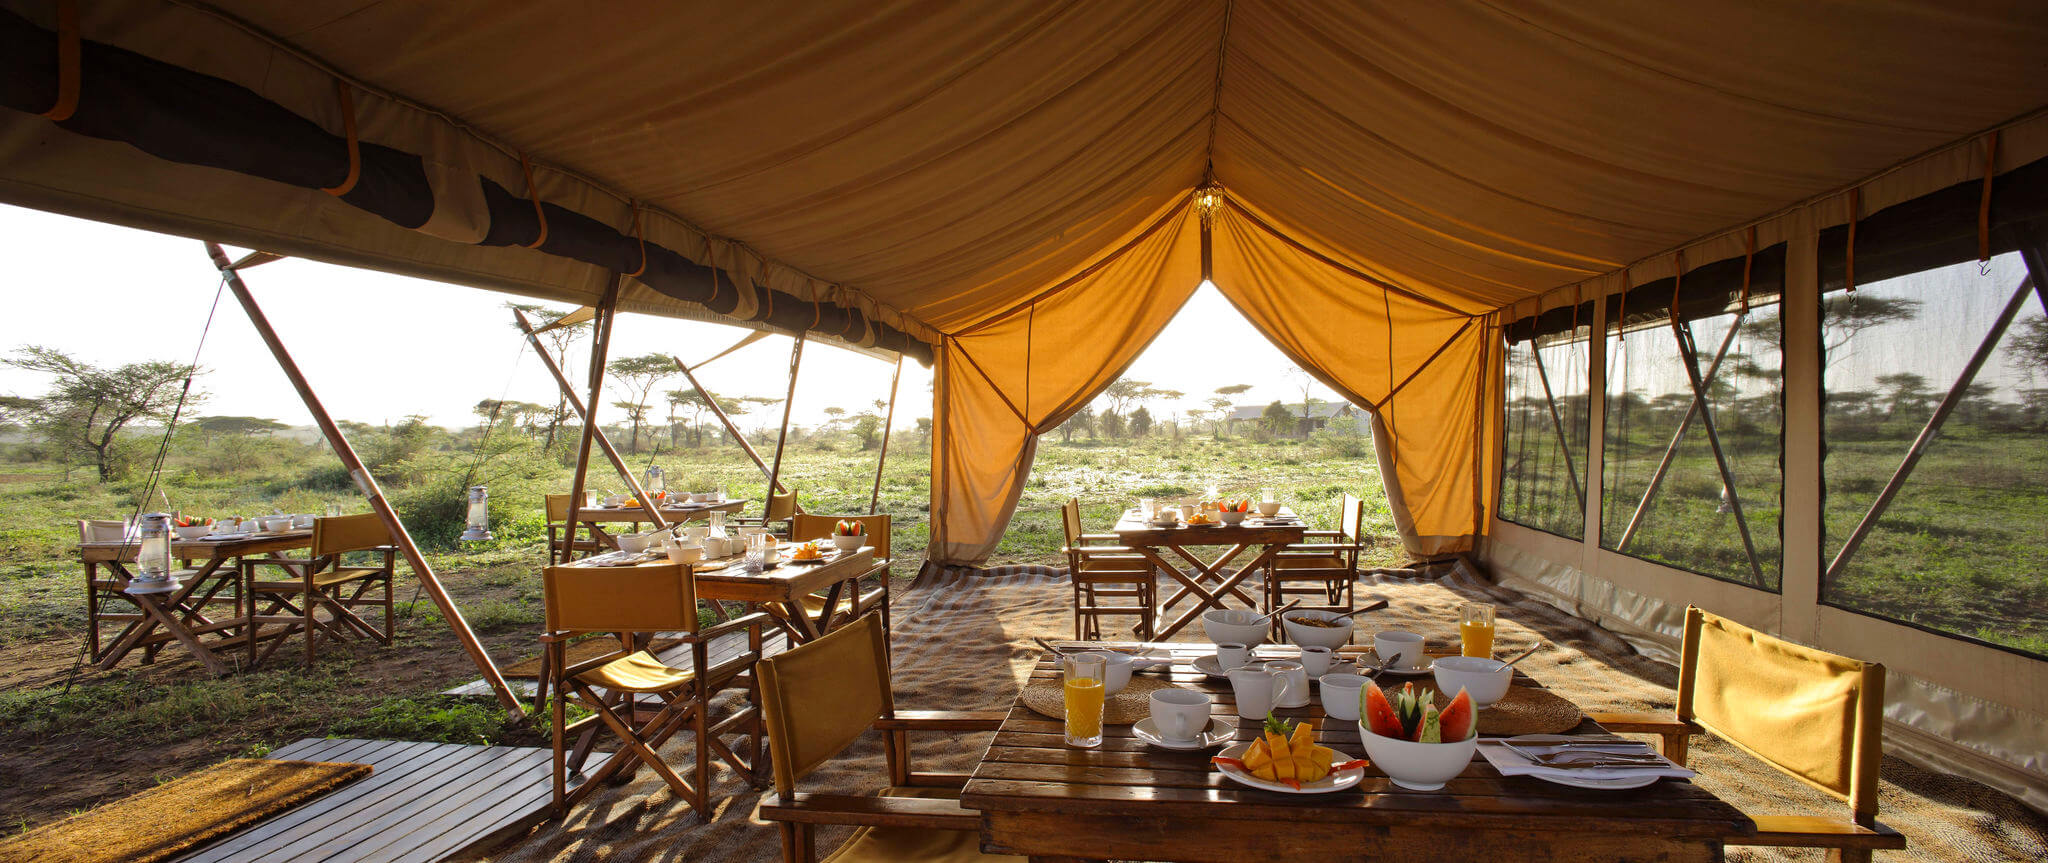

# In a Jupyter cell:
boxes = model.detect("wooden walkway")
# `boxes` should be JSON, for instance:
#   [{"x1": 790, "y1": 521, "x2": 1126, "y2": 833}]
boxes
[{"x1": 177, "y1": 737, "x2": 573, "y2": 863}]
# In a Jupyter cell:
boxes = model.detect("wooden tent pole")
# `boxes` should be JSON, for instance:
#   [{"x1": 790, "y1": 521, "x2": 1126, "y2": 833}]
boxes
[
  {"x1": 511, "y1": 308, "x2": 666, "y2": 530},
  {"x1": 204, "y1": 242, "x2": 521, "y2": 717},
  {"x1": 670, "y1": 354, "x2": 791, "y2": 499},
  {"x1": 765, "y1": 334, "x2": 805, "y2": 507},
  {"x1": 564, "y1": 280, "x2": 623, "y2": 546},
  {"x1": 868, "y1": 356, "x2": 903, "y2": 514}
]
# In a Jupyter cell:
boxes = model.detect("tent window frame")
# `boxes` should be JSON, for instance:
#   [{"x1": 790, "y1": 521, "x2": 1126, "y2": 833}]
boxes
[{"x1": 1497, "y1": 326, "x2": 1591, "y2": 541}]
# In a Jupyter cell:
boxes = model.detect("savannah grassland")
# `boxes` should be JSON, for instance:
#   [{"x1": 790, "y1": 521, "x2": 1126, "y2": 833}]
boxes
[{"x1": 0, "y1": 418, "x2": 1393, "y2": 829}]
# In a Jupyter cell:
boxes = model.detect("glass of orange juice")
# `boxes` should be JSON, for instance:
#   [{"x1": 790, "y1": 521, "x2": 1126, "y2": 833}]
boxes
[
  {"x1": 1460, "y1": 602, "x2": 1496, "y2": 658},
  {"x1": 1063, "y1": 653, "x2": 1107, "y2": 748}
]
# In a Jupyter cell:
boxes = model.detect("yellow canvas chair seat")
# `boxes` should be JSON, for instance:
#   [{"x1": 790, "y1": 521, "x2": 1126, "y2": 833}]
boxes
[
  {"x1": 1073, "y1": 557, "x2": 1151, "y2": 580},
  {"x1": 1270, "y1": 554, "x2": 1346, "y2": 571},
  {"x1": 576, "y1": 650, "x2": 694, "y2": 693},
  {"x1": 1587, "y1": 606, "x2": 1904, "y2": 861}
]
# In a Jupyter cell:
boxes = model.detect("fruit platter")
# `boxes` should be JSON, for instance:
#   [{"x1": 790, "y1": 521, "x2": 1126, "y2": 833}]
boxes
[{"x1": 1212, "y1": 715, "x2": 1368, "y2": 794}]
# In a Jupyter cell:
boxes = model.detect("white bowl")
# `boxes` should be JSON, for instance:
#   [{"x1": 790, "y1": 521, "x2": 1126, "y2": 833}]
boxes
[
  {"x1": 832, "y1": 534, "x2": 865, "y2": 552},
  {"x1": 1255, "y1": 500, "x2": 1283, "y2": 517},
  {"x1": 617, "y1": 532, "x2": 658, "y2": 554},
  {"x1": 666, "y1": 543, "x2": 704, "y2": 564},
  {"x1": 1356, "y1": 721, "x2": 1478, "y2": 790},
  {"x1": 1075, "y1": 651, "x2": 1134, "y2": 695},
  {"x1": 1202, "y1": 609, "x2": 1269, "y2": 647},
  {"x1": 1217, "y1": 510, "x2": 1247, "y2": 525},
  {"x1": 258, "y1": 516, "x2": 292, "y2": 533},
  {"x1": 1280, "y1": 609, "x2": 1355, "y2": 650},
  {"x1": 690, "y1": 491, "x2": 715, "y2": 503},
  {"x1": 173, "y1": 524, "x2": 211, "y2": 540},
  {"x1": 1432, "y1": 656, "x2": 1512, "y2": 707}
]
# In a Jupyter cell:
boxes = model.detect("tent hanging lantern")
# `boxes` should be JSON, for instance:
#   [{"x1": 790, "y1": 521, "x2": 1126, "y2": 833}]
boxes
[
  {"x1": 127, "y1": 512, "x2": 179, "y2": 594},
  {"x1": 459, "y1": 485, "x2": 493, "y2": 542},
  {"x1": 1193, "y1": 182, "x2": 1225, "y2": 225}
]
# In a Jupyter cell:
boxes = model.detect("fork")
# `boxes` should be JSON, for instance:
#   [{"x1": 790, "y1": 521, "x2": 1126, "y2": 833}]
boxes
[{"x1": 1502, "y1": 741, "x2": 1664, "y2": 767}]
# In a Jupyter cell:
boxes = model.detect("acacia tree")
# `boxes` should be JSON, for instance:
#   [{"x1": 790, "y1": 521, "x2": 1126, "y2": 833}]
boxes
[
  {"x1": 606, "y1": 353, "x2": 676, "y2": 453},
  {"x1": 506, "y1": 303, "x2": 589, "y2": 453},
  {"x1": 5, "y1": 346, "x2": 203, "y2": 481}
]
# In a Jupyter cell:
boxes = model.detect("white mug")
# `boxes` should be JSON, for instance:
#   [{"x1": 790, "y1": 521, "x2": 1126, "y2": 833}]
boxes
[
  {"x1": 1228, "y1": 666, "x2": 1298, "y2": 719},
  {"x1": 1375, "y1": 630, "x2": 1426, "y2": 670},
  {"x1": 1266, "y1": 660, "x2": 1311, "y2": 708},
  {"x1": 1319, "y1": 673, "x2": 1369, "y2": 722},
  {"x1": 1149, "y1": 689, "x2": 1210, "y2": 742},
  {"x1": 1299, "y1": 645, "x2": 1334, "y2": 676},
  {"x1": 1215, "y1": 642, "x2": 1251, "y2": 671}
]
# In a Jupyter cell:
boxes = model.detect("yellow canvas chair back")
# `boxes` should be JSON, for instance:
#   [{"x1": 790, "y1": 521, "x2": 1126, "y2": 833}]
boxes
[
  {"x1": 78, "y1": 519, "x2": 128, "y2": 543},
  {"x1": 311, "y1": 513, "x2": 392, "y2": 557},
  {"x1": 1060, "y1": 499, "x2": 1083, "y2": 546},
  {"x1": 542, "y1": 563, "x2": 701, "y2": 636},
  {"x1": 1338, "y1": 493, "x2": 1363, "y2": 541},
  {"x1": 545, "y1": 493, "x2": 577, "y2": 522},
  {"x1": 765, "y1": 489, "x2": 798, "y2": 521},
  {"x1": 757, "y1": 613, "x2": 892, "y2": 795},
  {"x1": 792, "y1": 513, "x2": 890, "y2": 554},
  {"x1": 1678, "y1": 606, "x2": 1885, "y2": 820}
]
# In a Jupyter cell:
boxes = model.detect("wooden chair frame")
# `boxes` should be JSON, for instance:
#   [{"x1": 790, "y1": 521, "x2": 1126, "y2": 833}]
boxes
[
  {"x1": 544, "y1": 493, "x2": 605, "y2": 564},
  {"x1": 240, "y1": 515, "x2": 395, "y2": 667},
  {"x1": 541, "y1": 563, "x2": 768, "y2": 818},
  {"x1": 1587, "y1": 606, "x2": 1904, "y2": 861},
  {"x1": 1262, "y1": 493, "x2": 1364, "y2": 617},
  {"x1": 1060, "y1": 499, "x2": 1156, "y2": 640},
  {"x1": 756, "y1": 613, "x2": 1006, "y2": 863},
  {"x1": 731, "y1": 489, "x2": 799, "y2": 538}
]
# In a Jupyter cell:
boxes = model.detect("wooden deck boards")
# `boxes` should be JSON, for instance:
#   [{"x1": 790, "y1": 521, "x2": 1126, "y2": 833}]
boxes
[{"x1": 177, "y1": 738, "x2": 574, "y2": 863}]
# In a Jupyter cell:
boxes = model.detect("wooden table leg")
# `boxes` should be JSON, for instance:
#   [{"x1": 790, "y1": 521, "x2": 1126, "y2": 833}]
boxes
[
  {"x1": 1168, "y1": 544, "x2": 1260, "y2": 607},
  {"x1": 132, "y1": 594, "x2": 234, "y2": 675},
  {"x1": 1149, "y1": 547, "x2": 1225, "y2": 640}
]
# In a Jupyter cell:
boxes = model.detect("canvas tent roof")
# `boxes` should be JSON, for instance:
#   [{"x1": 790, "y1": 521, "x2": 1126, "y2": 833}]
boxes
[{"x1": 3, "y1": 0, "x2": 2047, "y2": 564}]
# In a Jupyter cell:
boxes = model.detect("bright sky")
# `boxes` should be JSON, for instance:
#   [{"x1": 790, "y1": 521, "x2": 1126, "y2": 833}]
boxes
[{"x1": 0, "y1": 205, "x2": 1317, "y2": 431}]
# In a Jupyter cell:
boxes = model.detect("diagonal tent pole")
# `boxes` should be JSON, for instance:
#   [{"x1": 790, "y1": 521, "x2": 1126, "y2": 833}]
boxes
[
  {"x1": 510, "y1": 307, "x2": 667, "y2": 532},
  {"x1": 564, "y1": 279, "x2": 624, "y2": 553},
  {"x1": 1527, "y1": 343, "x2": 1584, "y2": 512},
  {"x1": 869, "y1": 356, "x2": 903, "y2": 514},
  {"x1": 1825, "y1": 275, "x2": 2037, "y2": 580},
  {"x1": 764, "y1": 334, "x2": 806, "y2": 509},
  {"x1": 670, "y1": 353, "x2": 796, "y2": 503},
  {"x1": 1615, "y1": 315, "x2": 1744, "y2": 551},
  {"x1": 203, "y1": 243, "x2": 522, "y2": 717},
  {"x1": 1672, "y1": 320, "x2": 1766, "y2": 585}
]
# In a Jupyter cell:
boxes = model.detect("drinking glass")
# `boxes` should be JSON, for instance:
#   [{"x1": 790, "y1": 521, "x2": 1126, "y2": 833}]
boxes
[
  {"x1": 1063, "y1": 653, "x2": 1107, "y2": 748},
  {"x1": 708, "y1": 510, "x2": 726, "y2": 531},
  {"x1": 324, "y1": 502, "x2": 342, "y2": 518},
  {"x1": 744, "y1": 532, "x2": 771, "y2": 573},
  {"x1": 1460, "y1": 602, "x2": 1497, "y2": 658},
  {"x1": 1138, "y1": 497, "x2": 1155, "y2": 521},
  {"x1": 1259, "y1": 487, "x2": 1275, "y2": 503}
]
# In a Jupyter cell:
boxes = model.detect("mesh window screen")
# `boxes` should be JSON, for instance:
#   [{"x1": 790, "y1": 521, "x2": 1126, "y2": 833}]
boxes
[
  {"x1": 1500, "y1": 327, "x2": 1590, "y2": 538},
  {"x1": 1602, "y1": 309, "x2": 1784, "y2": 588},
  {"x1": 1821, "y1": 252, "x2": 2048, "y2": 657}
]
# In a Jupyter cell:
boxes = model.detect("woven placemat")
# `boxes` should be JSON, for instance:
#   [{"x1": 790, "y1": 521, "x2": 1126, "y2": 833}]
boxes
[
  {"x1": 1020, "y1": 676, "x2": 1174, "y2": 725},
  {"x1": 1474, "y1": 685, "x2": 1583, "y2": 736}
]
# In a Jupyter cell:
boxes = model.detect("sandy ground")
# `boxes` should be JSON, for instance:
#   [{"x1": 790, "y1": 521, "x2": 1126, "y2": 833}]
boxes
[{"x1": 481, "y1": 566, "x2": 2046, "y2": 863}]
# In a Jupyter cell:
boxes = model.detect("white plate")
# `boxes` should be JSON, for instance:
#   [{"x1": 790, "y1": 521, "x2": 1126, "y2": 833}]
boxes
[
  {"x1": 1134, "y1": 716, "x2": 1235, "y2": 750},
  {"x1": 1374, "y1": 662, "x2": 1434, "y2": 676},
  {"x1": 1479, "y1": 735, "x2": 1688, "y2": 790},
  {"x1": 1213, "y1": 741, "x2": 1365, "y2": 794}
]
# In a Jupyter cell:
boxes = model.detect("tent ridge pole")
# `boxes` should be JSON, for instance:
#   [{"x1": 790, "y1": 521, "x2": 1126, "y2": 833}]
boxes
[
  {"x1": 511, "y1": 308, "x2": 666, "y2": 530},
  {"x1": 204, "y1": 242, "x2": 521, "y2": 718},
  {"x1": 869, "y1": 356, "x2": 903, "y2": 514}
]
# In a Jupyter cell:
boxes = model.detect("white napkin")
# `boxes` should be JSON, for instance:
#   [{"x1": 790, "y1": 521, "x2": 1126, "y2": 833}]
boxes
[{"x1": 1479, "y1": 740, "x2": 1697, "y2": 781}]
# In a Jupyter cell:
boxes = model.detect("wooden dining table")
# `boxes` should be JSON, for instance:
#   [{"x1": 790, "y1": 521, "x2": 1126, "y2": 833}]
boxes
[
  {"x1": 960, "y1": 642, "x2": 1754, "y2": 863},
  {"x1": 1113, "y1": 509, "x2": 1307, "y2": 639},
  {"x1": 78, "y1": 530, "x2": 312, "y2": 675},
  {"x1": 565, "y1": 544, "x2": 880, "y2": 643},
  {"x1": 571, "y1": 499, "x2": 749, "y2": 551}
]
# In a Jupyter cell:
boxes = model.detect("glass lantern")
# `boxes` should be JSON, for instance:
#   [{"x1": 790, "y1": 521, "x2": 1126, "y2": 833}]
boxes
[
  {"x1": 129, "y1": 512, "x2": 177, "y2": 594},
  {"x1": 644, "y1": 465, "x2": 665, "y2": 495},
  {"x1": 459, "y1": 485, "x2": 494, "y2": 542}
]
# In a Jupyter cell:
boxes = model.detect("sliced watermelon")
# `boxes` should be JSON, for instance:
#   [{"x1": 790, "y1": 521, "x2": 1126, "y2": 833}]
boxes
[
  {"x1": 1362, "y1": 683, "x2": 1405, "y2": 738},
  {"x1": 1439, "y1": 687, "x2": 1476, "y2": 742}
]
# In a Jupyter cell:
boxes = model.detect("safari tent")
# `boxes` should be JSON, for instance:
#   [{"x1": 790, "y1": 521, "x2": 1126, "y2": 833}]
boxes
[{"x1": 1, "y1": 0, "x2": 2043, "y2": 830}]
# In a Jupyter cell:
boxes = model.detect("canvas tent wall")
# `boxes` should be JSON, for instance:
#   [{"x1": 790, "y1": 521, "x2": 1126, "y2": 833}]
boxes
[{"x1": 0, "y1": 0, "x2": 2044, "y2": 808}]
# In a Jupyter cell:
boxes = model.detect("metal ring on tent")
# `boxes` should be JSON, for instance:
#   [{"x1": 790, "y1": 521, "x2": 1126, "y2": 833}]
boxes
[
  {"x1": 623, "y1": 204, "x2": 647, "y2": 277},
  {"x1": 518, "y1": 152, "x2": 548, "y2": 249},
  {"x1": 1845, "y1": 187, "x2": 1859, "y2": 293},
  {"x1": 1979, "y1": 130, "x2": 1999, "y2": 264},
  {"x1": 320, "y1": 81, "x2": 360, "y2": 196},
  {"x1": 40, "y1": 0, "x2": 78, "y2": 122}
]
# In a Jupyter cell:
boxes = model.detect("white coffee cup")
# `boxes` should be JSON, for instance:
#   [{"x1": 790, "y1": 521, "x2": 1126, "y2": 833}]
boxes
[
  {"x1": 1375, "y1": 630, "x2": 1426, "y2": 670},
  {"x1": 1299, "y1": 645, "x2": 1334, "y2": 676},
  {"x1": 1319, "y1": 673, "x2": 1369, "y2": 722},
  {"x1": 1215, "y1": 642, "x2": 1251, "y2": 671},
  {"x1": 1266, "y1": 660, "x2": 1311, "y2": 708},
  {"x1": 1149, "y1": 689, "x2": 1211, "y2": 742},
  {"x1": 1228, "y1": 665, "x2": 1298, "y2": 719}
]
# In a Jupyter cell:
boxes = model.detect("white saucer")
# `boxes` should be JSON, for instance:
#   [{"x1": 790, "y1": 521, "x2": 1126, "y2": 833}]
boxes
[
  {"x1": 1308, "y1": 660, "x2": 1357, "y2": 681},
  {"x1": 1134, "y1": 716, "x2": 1235, "y2": 750},
  {"x1": 1374, "y1": 662, "x2": 1434, "y2": 676},
  {"x1": 1191, "y1": 654, "x2": 1235, "y2": 678}
]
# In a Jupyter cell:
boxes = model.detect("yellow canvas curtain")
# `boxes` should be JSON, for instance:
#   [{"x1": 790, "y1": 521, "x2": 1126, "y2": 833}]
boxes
[
  {"x1": 930, "y1": 193, "x2": 1500, "y2": 564},
  {"x1": 930, "y1": 202, "x2": 1203, "y2": 563},
  {"x1": 1208, "y1": 199, "x2": 1498, "y2": 556}
]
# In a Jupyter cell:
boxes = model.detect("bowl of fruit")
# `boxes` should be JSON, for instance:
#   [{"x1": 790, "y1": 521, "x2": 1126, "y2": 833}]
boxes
[
  {"x1": 1216, "y1": 499, "x2": 1251, "y2": 525},
  {"x1": 1212, "y1": 715, "x2": 1367, "y2": 793},
  {"x1": 1358, "y1": 682, "x2": 1478, "y2": 790},
  {"x1": 831, "y1": 519, "x2": 867, "y2": 552},
  {"x1": 172, "y1": 515, "x2": 213, "y2": 540}
]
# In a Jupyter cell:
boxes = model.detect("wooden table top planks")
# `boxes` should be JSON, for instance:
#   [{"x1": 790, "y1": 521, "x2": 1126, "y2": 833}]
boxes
[{"x1": 960, "y1": 642, "x2": 1753, "y2": 863}]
